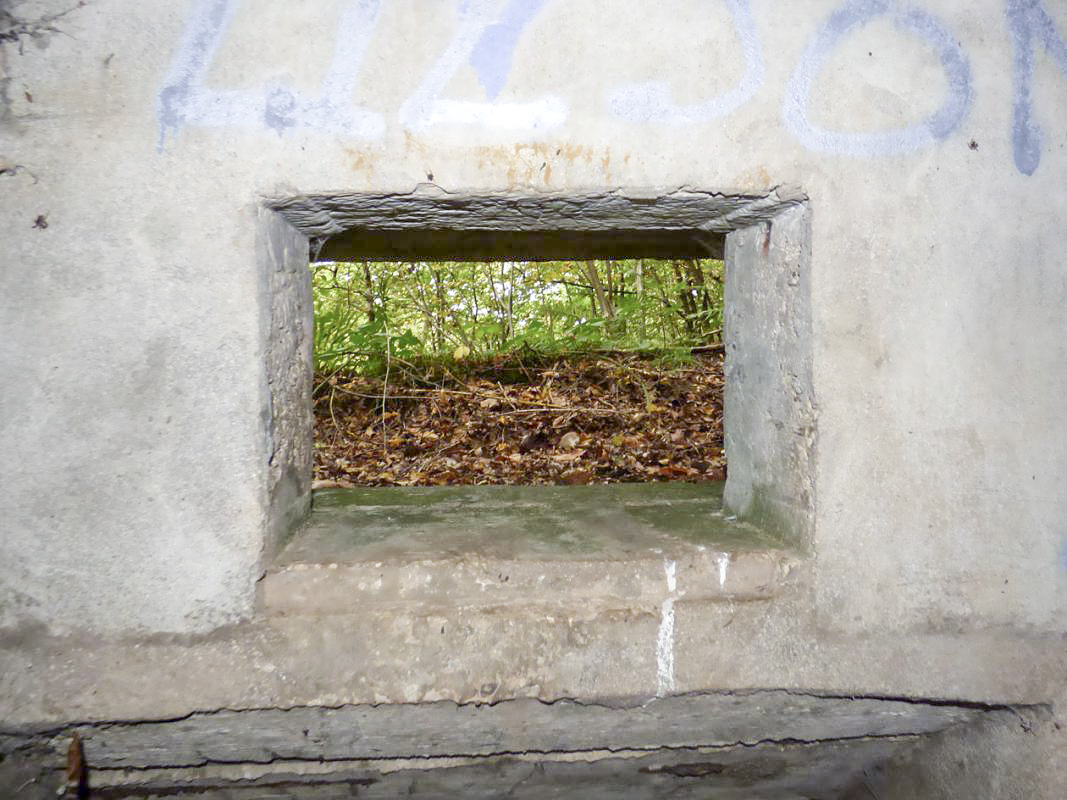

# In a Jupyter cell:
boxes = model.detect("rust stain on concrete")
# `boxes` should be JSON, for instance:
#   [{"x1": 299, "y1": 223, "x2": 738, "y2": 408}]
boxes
[
  {"x1": 343, "y1": 146, "x2": 376, "y2": 175},
  {"x1": 462, "y1": 142, "x2": 627, "y2": 187}
]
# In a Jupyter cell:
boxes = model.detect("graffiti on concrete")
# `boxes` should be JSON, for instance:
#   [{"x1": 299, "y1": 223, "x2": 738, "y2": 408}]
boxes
[
  {"x1": 784, "y1": 0, "x2": 971, "y2": 156},
  {"x1": 398, "y1": 0, "x2": 565, "y2": 130},
  {"x1": 157, "y1": 0, "x2": 1061, "y2": 173},
  {"x1": 157, "y1": 0, "x2": 386, "y2": 146},
  {"x1": 469, "y1": 0, "x2": 550, "y2": 101},
  {"x1": 609, "y1": 0, "x2": 764, "y2": 124},
  {"x1": 1006, "y1": 0, "x2": 1067, "y2": 175}
]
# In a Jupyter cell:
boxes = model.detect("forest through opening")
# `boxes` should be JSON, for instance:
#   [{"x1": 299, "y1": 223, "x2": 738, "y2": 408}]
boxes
[{"x1": 311, "y1": 257, "x2": 728, "y2": 488}]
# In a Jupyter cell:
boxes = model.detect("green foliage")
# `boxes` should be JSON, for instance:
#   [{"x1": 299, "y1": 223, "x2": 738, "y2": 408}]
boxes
[{"x1": 312, "y1": 258, "x2": 724, "y2": 375}]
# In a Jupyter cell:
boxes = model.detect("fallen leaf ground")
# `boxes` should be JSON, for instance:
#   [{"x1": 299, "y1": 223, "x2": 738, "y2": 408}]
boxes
[{"x1": 313, "y1": 351, "x2": 725, "y2": 487}]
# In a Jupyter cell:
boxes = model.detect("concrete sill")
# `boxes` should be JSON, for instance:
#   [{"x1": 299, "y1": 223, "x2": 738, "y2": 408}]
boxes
[{"x1": 261, "y1": 483, "x2": 803, "y2": 616}]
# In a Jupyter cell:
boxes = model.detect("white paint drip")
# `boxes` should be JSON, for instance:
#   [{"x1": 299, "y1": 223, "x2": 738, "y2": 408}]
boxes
[
  {"x1": 716, "y1": 553, "x2": 730, "y2": 589},
  {"x1": 655, "y1": 559, "x2": 678, "y2": 697}
]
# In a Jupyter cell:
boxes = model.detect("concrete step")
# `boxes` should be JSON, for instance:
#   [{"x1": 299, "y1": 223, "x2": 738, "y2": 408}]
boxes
[{"x1": 261, "y1": 483, "x2": 803, "y2": 616}]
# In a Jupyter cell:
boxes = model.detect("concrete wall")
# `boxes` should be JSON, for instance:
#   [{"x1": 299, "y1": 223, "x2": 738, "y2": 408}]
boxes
[
  {"x1": 257, "y1": 207, "x2": 312, "y2": 562},
  {"x1": 724, "y1": 203, "x2": 815, "y2": 545},
  {"x1": 2, "y1": 0, "x2": 1066, "y2": 758}
]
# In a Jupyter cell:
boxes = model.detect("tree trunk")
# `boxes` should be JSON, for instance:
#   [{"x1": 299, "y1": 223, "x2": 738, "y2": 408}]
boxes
[
  {"x1": 584, "y1": 261, "x2": 615, "y2": 319},
  {"x1": 362, "y1": 262, "x2": 376, "y2": 323}
]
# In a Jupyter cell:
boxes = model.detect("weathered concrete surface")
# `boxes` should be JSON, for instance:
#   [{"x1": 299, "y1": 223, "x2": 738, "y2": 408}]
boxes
[
  {"x1": 725, "y1": 203, "x2": 815, "y2": 545},
  {"x1": 0, "y1": 736, "x2": 928, "y2": 800},
  {"x1": 2, "y1": 692, "x2": 982, "y2": 767},
  {"x1": 258, "y1": 207, "x2": 313, "y2": 563},
  {"x1": 2, "y1": 612, "x2": 1064, "y2": 718},
  {"x1": 841, "y1": 704, "x2": 1067, "y2": 800},
  {"x1": 2, "y1": 0, "x2": 1064, "y2": 641},
  {"x1": 270, "y1": 186, "x2": 805, "y2": 237},
  {"x1": 0, "y1": 691, "x2": 996, "y2": 798},
  {"x1": 262, "y1": 485, "x2": 798, "y2": 615},
  {"x1": 2, "y1": 0, "x2": 1067, "y2": 795}
]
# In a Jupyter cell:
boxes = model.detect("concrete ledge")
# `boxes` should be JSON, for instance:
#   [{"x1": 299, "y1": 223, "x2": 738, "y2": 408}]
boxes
[
  {"x1": 261, "y1": 484, "x2": 802, "y2": 616},
  {"x1": 267, "y1": 187, "x2": 806, "y2": 239},
  {"x1": 7, "y1": 691, "x2": 981, "y2": 769},
  {"x1": 33, "y1": 741, "x2": 920, "y2": 800},
  {"x1": 7, "y1": 695, "x2": 1012, "y2": 800}
]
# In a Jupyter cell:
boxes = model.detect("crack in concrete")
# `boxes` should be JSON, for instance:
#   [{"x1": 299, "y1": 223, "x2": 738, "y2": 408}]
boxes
[
  {"x1": 0, "y1": 1, "x2": 87, "y2": 54},
  {"x1": 89, "y1": 776, "x2": 378, "y2": 797},
  {"x1": 48, "y1": 732, "x2": 933, "y2": 775},
  {"x1": 1, "y1": 689, "x2": 1045, "y2": 739},
  {"x1": 1, "y1": 689, "x2": 1045, "y2": 784},
  {"x1": 775, "y1": 689, "x2": 1051, "y2": 714}
]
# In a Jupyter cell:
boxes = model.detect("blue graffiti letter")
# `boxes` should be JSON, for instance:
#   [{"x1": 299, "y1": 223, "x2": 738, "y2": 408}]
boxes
[
  {"x1": 609, "y1": 0, "x2": 763, "y2": 124},
  {"x1": 399, "y1": 0, "x2": 565, "y2": 131},
  {"x1": 157, "y1": 0, "x2": 385, "y2": 148},
  {"x1": 1006, "y1": 0, "x2": 1067, "y2": 175},
  {"x1": 784, "y1": 0, "x2": 971, "y2": 156}
]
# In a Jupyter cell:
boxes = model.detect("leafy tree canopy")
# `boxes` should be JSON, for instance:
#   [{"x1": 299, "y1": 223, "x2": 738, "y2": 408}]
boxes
[{"x1": 314, "y1": 258, "x2": 724, "y2": 375}]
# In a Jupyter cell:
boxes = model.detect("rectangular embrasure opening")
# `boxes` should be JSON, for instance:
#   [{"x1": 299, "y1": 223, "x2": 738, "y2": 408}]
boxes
[{"x1": 258, "y1": 190, "x2": 814, "y2": 613}]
